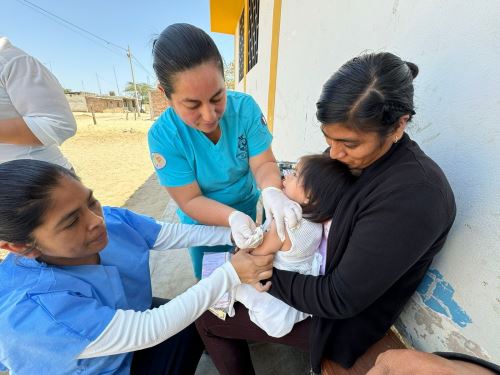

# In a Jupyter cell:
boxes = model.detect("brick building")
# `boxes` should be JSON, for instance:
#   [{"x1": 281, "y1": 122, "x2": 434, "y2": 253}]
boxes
[
  {"x1": 65, "y1": 92, "x2": 139, "y2": 113},
  {"x1": 149, "y1": 89, "x2": 169, "y2": 119}
]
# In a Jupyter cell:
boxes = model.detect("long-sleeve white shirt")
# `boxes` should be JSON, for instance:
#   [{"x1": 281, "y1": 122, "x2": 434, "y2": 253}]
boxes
[{"x1": 78, "y1": 222, "x2": 238, "y2": 358}]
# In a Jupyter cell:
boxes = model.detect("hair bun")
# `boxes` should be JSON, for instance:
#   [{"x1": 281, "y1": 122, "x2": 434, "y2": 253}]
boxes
[{"x1": 405, "y1": 61, "x2": 419, "y2": 79}]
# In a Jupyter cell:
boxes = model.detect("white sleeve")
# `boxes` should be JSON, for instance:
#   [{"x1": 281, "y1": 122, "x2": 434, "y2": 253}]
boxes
[
  {"x1": 152, "y1": 222, "x2": 233, "y2": 251},
  {"x1": 2, "y1": 55, "x2": 77, "y2": 145},
  {"x1": 77, "y1": 262, "x2": 239, "y2": 358}
]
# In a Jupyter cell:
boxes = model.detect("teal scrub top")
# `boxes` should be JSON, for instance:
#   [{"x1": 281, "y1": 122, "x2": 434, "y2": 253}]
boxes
[{"x1": 148, "y1": 91, "x2": 273, "y2": 223}]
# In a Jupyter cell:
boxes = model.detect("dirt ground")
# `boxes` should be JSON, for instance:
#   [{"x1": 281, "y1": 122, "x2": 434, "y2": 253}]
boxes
[
  {"x1": 0, "y1": 112, "x2": 168, "y2": 259},
  {"x1": 63, "y1": 112, "x2": 158, "y2": 207}
]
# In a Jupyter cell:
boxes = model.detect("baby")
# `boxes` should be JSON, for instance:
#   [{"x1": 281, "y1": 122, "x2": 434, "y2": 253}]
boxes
[{"x1": 228, "y1": 154, "x2": 353, "y2": 337}]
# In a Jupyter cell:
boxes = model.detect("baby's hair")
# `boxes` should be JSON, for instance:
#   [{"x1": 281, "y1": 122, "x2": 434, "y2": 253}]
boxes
[{"x1": 298, "y1": 155, "x2": 354, "y2": 223}]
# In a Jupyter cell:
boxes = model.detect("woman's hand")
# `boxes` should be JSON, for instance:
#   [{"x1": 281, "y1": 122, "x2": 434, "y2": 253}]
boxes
[
  {"x1": 366, "y1": 350, "x2": 497, "y2": 375},
  {"x1": 230, "y1": 248, "x2": 273, "y2": 285},
  {"x1": 228, "y1": 211, "x2": 264, "y2": 248},
  {"x1": 261, "y1": 187, "x2": 302, "y2": 241}
]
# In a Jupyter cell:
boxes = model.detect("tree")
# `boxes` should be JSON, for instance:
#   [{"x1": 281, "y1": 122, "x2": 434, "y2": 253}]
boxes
[
  {"x1": 109, "y1": 90, "x2": 116, "y2": 96},
  {"x1": 124, "y1": 82, "x2": 153, "y2": 104},
  {"x1": 63, "y1": 88, "x2": 72, "y2": 94}
]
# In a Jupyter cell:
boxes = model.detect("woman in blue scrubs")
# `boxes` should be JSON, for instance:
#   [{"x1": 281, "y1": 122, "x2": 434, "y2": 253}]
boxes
[
  {"x1": 0, "y1": 159, "x2": 273, "y2": 375},
  {"x1": 149, "y1": 23, "x2": 301, "y2": 278}
]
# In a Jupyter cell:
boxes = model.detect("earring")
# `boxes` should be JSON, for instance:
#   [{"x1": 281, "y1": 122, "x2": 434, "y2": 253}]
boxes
[{"x1": 394, "y1": 136, "x2": 399, "y2": 143}]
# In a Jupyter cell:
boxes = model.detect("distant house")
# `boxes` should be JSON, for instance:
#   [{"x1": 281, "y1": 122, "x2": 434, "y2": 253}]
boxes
[
  {"x1": 65, "y1": 91, "x2": 139, "y2": 113},
  {"x1": 148, "y1": 89, "x2": 170, "y2": 119}
]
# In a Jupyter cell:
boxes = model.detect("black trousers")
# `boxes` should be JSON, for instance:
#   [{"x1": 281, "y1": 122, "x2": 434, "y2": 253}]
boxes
[
  {"x1": 196, "y1": 302, "x2": 311, "y2": 375},
  {"x1": 130, "y1": 297, "x2": 204, "y2": 375}
]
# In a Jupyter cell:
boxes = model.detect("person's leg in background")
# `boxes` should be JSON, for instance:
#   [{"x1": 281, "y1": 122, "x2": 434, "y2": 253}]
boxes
[{"x1": 196, "y1": 302, "x2": 311, "y2": 375}]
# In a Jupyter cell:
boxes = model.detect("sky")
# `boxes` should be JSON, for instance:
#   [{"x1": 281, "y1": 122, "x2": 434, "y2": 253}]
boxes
[{"x1": 1, "y1": 0, "x2": 234, "y2": 95}]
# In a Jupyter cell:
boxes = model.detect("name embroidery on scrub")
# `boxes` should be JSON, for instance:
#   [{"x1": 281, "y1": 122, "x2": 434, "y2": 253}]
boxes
[{"x1": 237, "y1": 135, "x2": 248, "y2": 160}]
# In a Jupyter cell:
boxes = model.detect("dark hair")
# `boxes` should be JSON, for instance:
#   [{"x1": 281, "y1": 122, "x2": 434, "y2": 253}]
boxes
[
  {"x1": 298, "y1": 155, "x2": 354, "y2": 223},
  {"x1": 316, "y1": 52, "x2": 419, "y2": 137},
  {"x1": 0, "y1": 160, "x2": 79, "y2": 244},
  {"x1": 152, "y1": 23, "x2": 224, "y2": 98}
]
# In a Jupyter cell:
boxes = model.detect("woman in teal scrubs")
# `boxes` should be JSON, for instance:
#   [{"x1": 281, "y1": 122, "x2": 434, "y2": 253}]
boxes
[{"x1": 149, "y1": 23, "x2": 301, "y2": 278}]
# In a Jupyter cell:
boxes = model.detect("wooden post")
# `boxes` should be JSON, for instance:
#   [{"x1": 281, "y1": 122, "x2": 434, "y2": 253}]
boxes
[
  {"x1": 127, "y1": 46, "x2": 140, "y2": 120},
  {"x1": 91, "y1": 106, "x2": 97, "y2": 125}
]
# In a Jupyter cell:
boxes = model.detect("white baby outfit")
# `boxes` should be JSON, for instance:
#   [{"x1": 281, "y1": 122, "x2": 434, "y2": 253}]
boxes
[{"x1": 229, "y1": 218, "x2": 323, "y2": 337}]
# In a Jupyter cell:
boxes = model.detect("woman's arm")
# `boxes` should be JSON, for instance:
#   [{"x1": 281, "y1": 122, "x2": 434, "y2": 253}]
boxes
[
  {"x1": 250, "y1": 148, "x2": 302, "y2": 240},
  {"x1": 151, "y1": 221, "x2": 233, "y2": 251},
  {"x1": 0, "y1": 117, "x2": 42, "y2": 145},
  {"x1": 166, "y1": 147, "x2": 290, "y2": 225},
  {"x1": 249, "y1": 220, "x2": 291, "y2": 256},
  {"x1": 166, "y1": 182, "x2": 263, "y2": 249},
  {"x1": 268, "y1": 184, "x2": 451, "y2": 318},
  {"x1": 78, "y1": 251, "x2": 274, "y2": 358},
  {"x1": 166, "y1": 181, "x2": 234, "y2": 226},
  {"x1": 78, "y1": 262, "x2": 239, "y2": 358},
  {"x1": 249, "y1": 148, "x2": 282, "y2": 190},
  {"x1": 367, "y1": 350, "x2": 499, "y2": 375},
  {"x1": 1, "y1": 55, "x2": 76, "y2": 146}
]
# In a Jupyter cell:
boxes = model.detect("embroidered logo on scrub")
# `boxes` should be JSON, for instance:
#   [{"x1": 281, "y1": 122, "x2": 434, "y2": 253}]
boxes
[
  {"x1": 151, "y1": 153, "x2": 166, "y2": 169},
  {"x1": 237, "y1": 135, "x2": 248, "y2": 160}
]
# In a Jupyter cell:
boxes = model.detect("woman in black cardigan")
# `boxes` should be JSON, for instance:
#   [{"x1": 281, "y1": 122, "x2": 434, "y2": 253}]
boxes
[{"x1": 196, "y1": 52, "x2": 457, "y2": 374}]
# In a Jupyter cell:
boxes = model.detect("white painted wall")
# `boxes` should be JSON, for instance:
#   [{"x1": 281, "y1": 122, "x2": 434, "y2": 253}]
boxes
[{"x1": 241, "y1": 0, "x2": 500, "y2": 363}]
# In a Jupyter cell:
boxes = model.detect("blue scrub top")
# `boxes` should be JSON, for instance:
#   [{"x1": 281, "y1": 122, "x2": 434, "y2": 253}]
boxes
[
  {"x1": 148, "y1": 91, "x2": 273, "y2": 223},
  {"x1": 0, "y1": 207, "x2": 161, "y2": 375}
]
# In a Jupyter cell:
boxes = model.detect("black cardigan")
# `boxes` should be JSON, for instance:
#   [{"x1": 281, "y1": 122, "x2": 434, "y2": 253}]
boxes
[{"x1": 268, "y1": 134, "x2": 456, "y2": 372}]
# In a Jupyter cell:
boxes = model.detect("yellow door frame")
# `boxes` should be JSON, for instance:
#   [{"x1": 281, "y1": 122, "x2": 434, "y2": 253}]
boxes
[
  {"x1": 266, "y1": 0, "x2": 282, "y2": 133},
  {"x1": 243, "y1": 0, "x2": 249, "y2": 93}
]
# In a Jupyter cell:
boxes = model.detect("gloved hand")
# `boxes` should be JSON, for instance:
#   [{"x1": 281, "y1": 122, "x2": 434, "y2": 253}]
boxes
[
  {"x1": 228, "y1": 211, "x2": 264, "y2": 248},
  {"x1": 261, "y1": 186, "x2": 302, "y2": 241}
]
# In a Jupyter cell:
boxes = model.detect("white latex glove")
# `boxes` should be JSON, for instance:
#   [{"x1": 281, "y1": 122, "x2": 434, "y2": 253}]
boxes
[
  {"x1": 228, "y1": 211, "x2": 264, "y2": 248},
  {"x1": 261, "y1": 186, "x2": 302, "y2": 241}
]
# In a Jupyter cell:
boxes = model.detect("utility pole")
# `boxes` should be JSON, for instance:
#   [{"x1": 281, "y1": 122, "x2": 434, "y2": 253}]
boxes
[
  {"x1": 113, "y1": 65, "x2": 121, "y2": 96},
  {"x1": 127, "y1": 46, "x2": 140, "y2": 120},
  {"x1": 96, "y1": 73, "x2": 102, "y2": 96},
  {"x1": 81, "y1": 80, "x2": 85, "y2": 92}
]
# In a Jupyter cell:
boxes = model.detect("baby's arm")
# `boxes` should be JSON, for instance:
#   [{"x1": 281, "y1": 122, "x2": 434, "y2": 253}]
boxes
[{"x1": 250, "y1": 220, "x2": 292, "y2": 256}]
